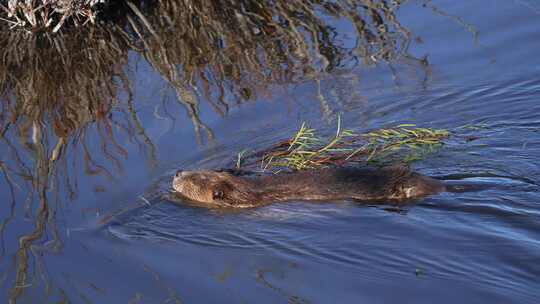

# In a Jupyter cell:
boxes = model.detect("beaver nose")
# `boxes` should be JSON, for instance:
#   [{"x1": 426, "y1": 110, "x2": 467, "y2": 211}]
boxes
[{"x1": 175, "y1": 170, "x2": 183, "y2": 178}]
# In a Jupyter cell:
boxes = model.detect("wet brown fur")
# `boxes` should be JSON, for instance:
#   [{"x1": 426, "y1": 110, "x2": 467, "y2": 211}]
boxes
[{"x1": 172, "y1": 167, "x2": 445, "y2": 208}]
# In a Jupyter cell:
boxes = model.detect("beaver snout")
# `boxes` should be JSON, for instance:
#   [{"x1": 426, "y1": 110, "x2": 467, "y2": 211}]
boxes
[
  {"x1": 172, "y1": 170, "x2": 232, "y2": 205},
  {"x1": 172, "y1": 170, "x2": 193, "y2": 195}
]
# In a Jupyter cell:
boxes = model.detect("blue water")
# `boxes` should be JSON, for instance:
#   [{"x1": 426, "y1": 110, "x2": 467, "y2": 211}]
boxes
[{"x1": 1, "y1": 0, "x2": 539, "y2": 303}]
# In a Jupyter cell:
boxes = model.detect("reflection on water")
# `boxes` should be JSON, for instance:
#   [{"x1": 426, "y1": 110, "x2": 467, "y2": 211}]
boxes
[{"x1": 1, "y1": 0, "x2": 540, "y2": 303}]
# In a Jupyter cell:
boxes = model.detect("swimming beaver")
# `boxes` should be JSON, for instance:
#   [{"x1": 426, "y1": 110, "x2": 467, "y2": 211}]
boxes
[{"x1": 171, "y1": 166, "x2": 445, "y2": 208}]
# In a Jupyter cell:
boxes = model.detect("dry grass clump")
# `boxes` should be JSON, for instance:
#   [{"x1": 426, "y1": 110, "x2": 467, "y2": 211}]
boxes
[{"x1": 0, "y1": 0, "x2": 102, "y2": 32}]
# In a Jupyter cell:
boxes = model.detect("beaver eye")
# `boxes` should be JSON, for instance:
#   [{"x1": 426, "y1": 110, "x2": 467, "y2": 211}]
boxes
[{"x1": 212, "y1": 189, "x2": 224, "y2": 200}]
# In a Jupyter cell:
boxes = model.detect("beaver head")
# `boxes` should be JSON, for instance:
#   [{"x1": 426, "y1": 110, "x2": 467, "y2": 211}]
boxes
[{"x1": 172, "y1": 170, "x2": 258, "y2": 208}]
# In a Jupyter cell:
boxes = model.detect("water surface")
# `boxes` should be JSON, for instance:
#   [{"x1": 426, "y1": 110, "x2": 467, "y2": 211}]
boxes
[{"x1": 1, "y1": 0, "x2": 539, "y2": 303}]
